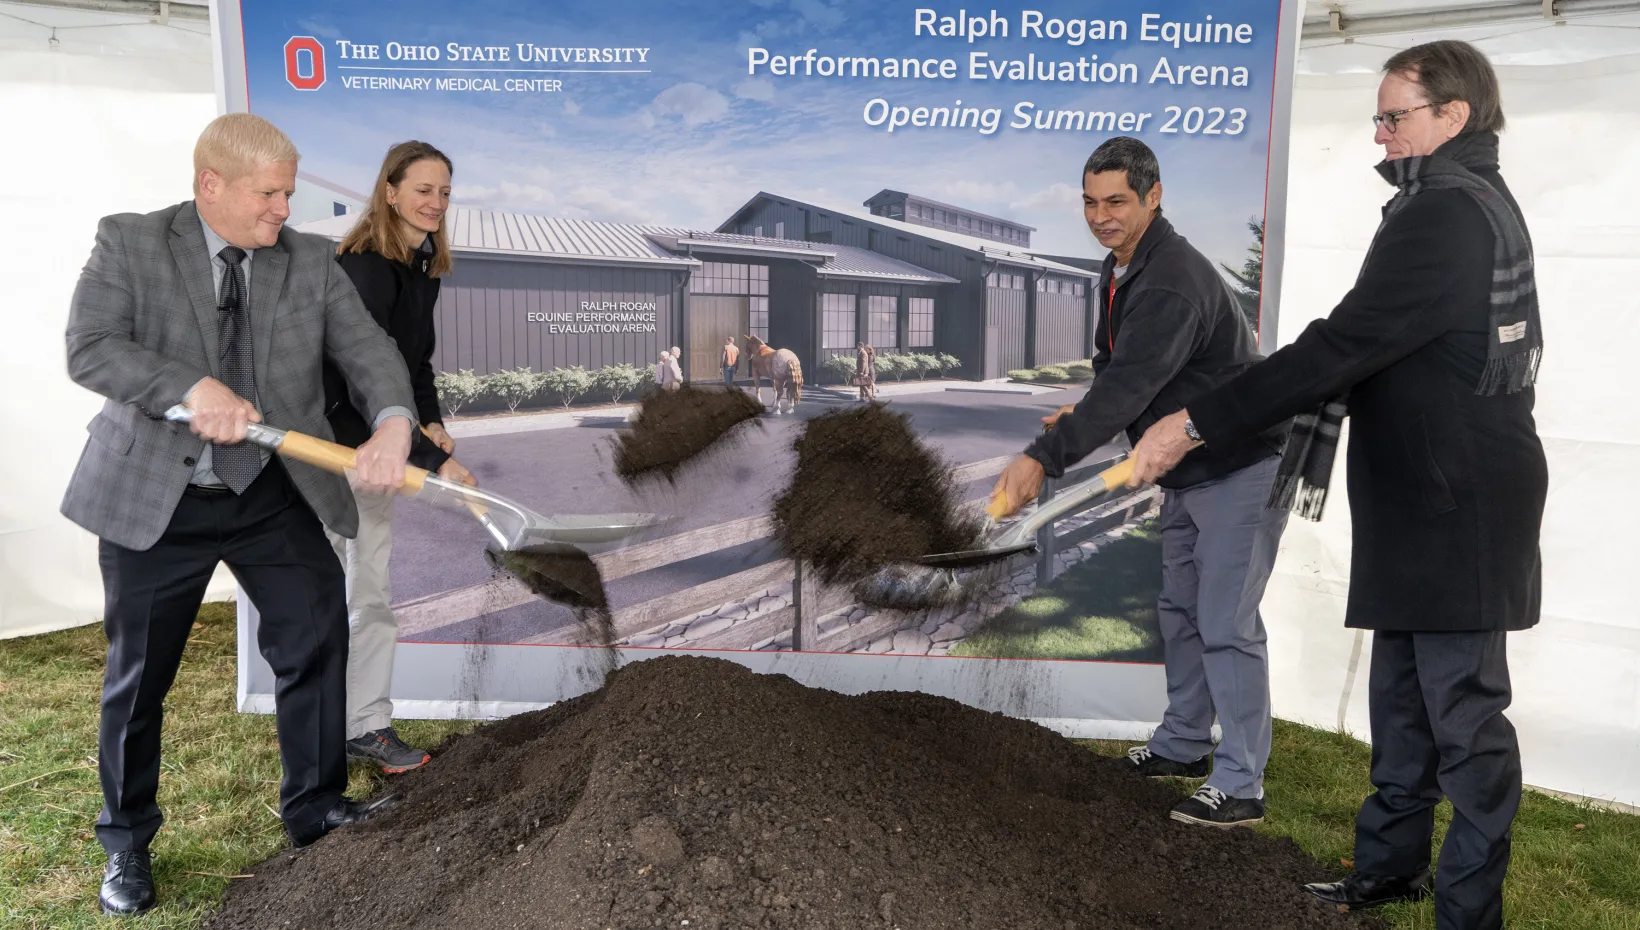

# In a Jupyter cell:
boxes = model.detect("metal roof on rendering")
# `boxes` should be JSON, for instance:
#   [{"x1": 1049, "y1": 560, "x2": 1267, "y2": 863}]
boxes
[
  {"x1": 295, "y1": 208, "x2": 959, "y2": 284},
  {"x1": 717, "y1": 191, "x2": 1095, "y2": 279}
]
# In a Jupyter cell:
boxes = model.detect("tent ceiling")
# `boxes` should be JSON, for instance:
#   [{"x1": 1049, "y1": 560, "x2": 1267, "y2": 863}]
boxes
[
  {"x1": 4, "y1": 0, "x2": 206, "y2": 23},
  {"x1": 1303, "y1": 0, "x2": 1640, "y2": 40},
  {"x1": 1299, "y1": 0, "x2": 1640, "y2": 72},
  {"x1": 0, "y1": 0, "x2": 209, "y2": 57}
]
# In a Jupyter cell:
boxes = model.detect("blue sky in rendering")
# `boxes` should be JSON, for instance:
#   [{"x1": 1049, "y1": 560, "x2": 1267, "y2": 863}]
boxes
[{"x1": 240, "y1": 0, "x2": 1284, "y2": 266}]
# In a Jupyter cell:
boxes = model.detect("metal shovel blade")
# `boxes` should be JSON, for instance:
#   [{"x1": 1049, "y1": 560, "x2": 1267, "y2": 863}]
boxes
[
  {"x1": 163, "y1": 404, "x2": 666, "y2": 554},
  {"x1": 853, "y1": 456, "x2": 1138, "y2": 608}
]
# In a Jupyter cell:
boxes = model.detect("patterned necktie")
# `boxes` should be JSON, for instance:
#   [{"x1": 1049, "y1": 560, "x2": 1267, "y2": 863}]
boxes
[{"x1": 213, "y1": 246, "x2": 260, "y2": 493}]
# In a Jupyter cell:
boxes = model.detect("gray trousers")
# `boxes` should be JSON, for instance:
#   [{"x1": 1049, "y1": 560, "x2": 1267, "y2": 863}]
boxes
[
  {"x1": 1147, "y1": 455, "x2": 1287, "y2": 799},
  {"x1": 1356, "y1": 631, "x2": 1518, "y2": 930},
  {"x1": 325, "y1": 488, "x2": 398, "y2": 740}
]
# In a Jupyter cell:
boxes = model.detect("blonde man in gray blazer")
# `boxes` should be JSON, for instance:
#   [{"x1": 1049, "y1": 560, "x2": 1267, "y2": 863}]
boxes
[{"x1": 62, "y1": 113, "x2": 416, "y2": 916}]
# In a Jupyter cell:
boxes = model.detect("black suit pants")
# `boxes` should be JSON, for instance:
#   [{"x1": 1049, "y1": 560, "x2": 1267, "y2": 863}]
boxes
[
  {"x1": 94, "y1": 463, "x2": 348, "y2": 852},
  {"x1": 1354, "y1": 630, "x2": 1521, "y2": 930}
]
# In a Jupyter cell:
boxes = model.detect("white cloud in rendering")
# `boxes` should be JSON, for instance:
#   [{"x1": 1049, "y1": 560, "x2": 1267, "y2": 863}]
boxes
[
  {"x1": 733, "y1": 78, "x2": 775, "y2": 102},
  {"x1": 650, "y1": 82, "x2": 730, "y2": 128},
  {"x1": 1012, "y1": 183, "x2": 1083, "y2": 212}
]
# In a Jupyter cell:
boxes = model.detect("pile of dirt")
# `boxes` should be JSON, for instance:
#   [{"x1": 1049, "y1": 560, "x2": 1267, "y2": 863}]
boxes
[
  {"x1": 613, "y1": 385, "x2": 765, "y2": 485},
  {"x1": 771, "y1": 404, "x2": 984, "y2": 591},
  {"x1": 205, "y1": 656, "x2": 1380, "y2": 930}
]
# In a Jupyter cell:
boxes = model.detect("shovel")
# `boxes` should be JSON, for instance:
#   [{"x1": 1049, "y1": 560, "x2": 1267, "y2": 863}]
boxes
[
  {"x1": 922, "y1": 456, "x2": 1138, "y2": 568},
  {"x1": 163, "y1": 405, "x2": 664, "y2": 555},
  {"x1": 854, "y1": 456, "x2": 1142, "y2": 608}
]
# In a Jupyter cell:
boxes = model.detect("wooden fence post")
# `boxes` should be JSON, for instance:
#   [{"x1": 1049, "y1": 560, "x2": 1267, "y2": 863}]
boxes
[
  {"x1": 791, "y1": 560, "x2": 818, "y2": 651},
  {"x1": 1036, "y1": 477, "x2": 1058, "y2": 585}
]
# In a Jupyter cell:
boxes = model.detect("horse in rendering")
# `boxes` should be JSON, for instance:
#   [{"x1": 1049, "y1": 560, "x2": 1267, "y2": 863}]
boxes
[{"x1": 744, "y1": 334, "x2": 803, "y2": 415}]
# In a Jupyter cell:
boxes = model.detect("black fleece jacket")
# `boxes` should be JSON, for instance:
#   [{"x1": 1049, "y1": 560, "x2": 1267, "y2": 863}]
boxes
[
  {"x1": 322, "y1": 240, "x2": 451, "y2": 472},
  {"x1": 1025, "y1": 215, "x2": 1286, "y2": 489}
]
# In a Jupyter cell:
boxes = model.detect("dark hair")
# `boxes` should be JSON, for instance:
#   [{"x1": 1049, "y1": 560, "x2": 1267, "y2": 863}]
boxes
[
  {"x1": 1083, "y1": 136, "x2": 1160, "y2": 205},
  {"x1": 1382, "y1": 40, "x2": 1505, "y2": 133}
]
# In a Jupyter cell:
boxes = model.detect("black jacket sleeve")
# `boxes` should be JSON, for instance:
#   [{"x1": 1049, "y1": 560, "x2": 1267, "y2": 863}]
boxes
[
  {"x1": 1189, "y1": 190, "x2": 1492, "y2": 447},
  {"x1": 409, "y1": 428, "x2": 451, "y2": 472},
  {"x1": 1025, "y1": 285, "x2": 1202, "y2": 477}
]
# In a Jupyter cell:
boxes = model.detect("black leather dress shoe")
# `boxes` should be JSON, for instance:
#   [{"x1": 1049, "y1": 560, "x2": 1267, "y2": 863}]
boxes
[
  {"x1": 1304, "y1": 869, "x2": 1433, "y2": 909},
  {"x1": 287, "y1": 793, "x2": 401, "y2": 849},
  {"x1": 100, "y1": 850, "x2": 156, "y2": 916}
]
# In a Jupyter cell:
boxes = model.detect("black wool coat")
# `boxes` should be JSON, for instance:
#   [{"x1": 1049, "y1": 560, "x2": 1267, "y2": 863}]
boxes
[
  {"x1": 1189, "y1": 153, "x2": 1547, "y2": 633},
  {"x1": 322, "y1": 242, "x2": 451, "y2": 472}
]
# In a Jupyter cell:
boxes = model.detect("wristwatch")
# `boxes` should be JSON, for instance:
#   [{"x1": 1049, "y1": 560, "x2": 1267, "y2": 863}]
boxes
[{"x1": 1183, "y1": 417, "x2": 1201, "y2": 442}]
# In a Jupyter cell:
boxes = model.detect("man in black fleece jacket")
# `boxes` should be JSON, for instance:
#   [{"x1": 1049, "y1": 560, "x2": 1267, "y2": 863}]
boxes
[{"x1": 992, "y1": 137, "x2": 1289, "y2": 828}]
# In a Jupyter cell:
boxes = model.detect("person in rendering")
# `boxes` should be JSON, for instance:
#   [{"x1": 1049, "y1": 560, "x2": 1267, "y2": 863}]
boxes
[
  {"x1": 657, "y1": 350, "x2": 680, "y2": 390},
  {"x1": 322, "y1": 140, "x2": 476, "y2": 776},
  {"x1": 989, "y1": 136, "x2": 1290, "y2": 828},
  {"x1": 1126, "y1": 42, "x2": 1544, "y2": 930},
  {"x1": 855, "y1": 341, "x2": 877, "y2": 402},
  {"x1": 61, "y1": 113, "x2": 416, "y2": 916},
  {"x1": 721, "y1": 335, "x2": 740, "y2": 386},
  {"x1": 666, "y1": 348, "x2": 685, "y2": 388}
]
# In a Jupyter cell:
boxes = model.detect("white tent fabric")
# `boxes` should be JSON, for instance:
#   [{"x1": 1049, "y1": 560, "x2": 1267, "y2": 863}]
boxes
[
  {"x1": 1270, "y1": 44, "x2": 1640, "y2": 807},
  {"x1": 1, "y1": 1, "x2": 1636, "y2": 808},
  {"x1": 0, "y1": 4, "x2": 233, "y2": 639}
]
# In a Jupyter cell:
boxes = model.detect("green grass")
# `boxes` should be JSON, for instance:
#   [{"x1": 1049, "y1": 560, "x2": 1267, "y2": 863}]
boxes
[
  {"x1": 950, "y1": 520, "x2": 1164, "y2": 662},
  {"x1": 1085, "y1": 726, "x2": 1640, "y2": 929},
  {"x1": 0, "y1": 603, "x2": 473, "y2": 929},
  {"x1": 4, "y1": 603, "x2": 1638, "y2": 929}
]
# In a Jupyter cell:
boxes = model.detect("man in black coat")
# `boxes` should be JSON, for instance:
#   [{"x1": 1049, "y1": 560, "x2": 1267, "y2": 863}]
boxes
[{"x1": 1129, "y1": 41, "x2": 1546, "y2": 930}]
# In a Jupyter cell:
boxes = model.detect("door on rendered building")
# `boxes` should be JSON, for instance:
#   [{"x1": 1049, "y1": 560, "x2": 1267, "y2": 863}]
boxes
[{"x1": 689, "y1": 295, "x2": 748, "y2": 382}]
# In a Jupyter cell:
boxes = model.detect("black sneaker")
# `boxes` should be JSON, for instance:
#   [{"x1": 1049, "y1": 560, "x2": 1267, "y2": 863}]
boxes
[
  {"x1": 1126, "y1": 745, "x2": 1211, "y2": 779},
  {"x1": 346, "y1": 727, "x2": 430, "y2": 774},
  {"x1": 1170, "y1": 785, "x2": 1265, "y2": 828}
]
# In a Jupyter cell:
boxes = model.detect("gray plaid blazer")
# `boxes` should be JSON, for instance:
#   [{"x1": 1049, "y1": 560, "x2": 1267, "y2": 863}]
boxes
[{"x1": 61, "y1": 201, "x2": 415, "y2": 550}]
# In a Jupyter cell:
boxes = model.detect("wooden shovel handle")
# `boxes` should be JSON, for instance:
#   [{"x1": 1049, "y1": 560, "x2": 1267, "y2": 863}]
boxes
[
  {"x1": 986, "y1": 456, "x2": 1138, "y2": 521},
  {"x1": 277, "y1": 431, "x2": 430, "y2": 494}
]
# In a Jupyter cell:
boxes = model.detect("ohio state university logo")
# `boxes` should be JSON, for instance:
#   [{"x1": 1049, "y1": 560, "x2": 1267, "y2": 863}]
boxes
[{"x1": 284, "y1": 36, "x2": 325, "y2": 91}]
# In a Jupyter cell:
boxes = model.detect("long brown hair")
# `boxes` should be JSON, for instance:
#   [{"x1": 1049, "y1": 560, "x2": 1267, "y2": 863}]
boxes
[{"x1": 338, "y1": 140, "x2": 454, "y2": 277}]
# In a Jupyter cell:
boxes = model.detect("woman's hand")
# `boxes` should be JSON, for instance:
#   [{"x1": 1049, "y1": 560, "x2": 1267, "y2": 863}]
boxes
[
  {"x1": 425, "y1": 422, "x2": 456, "y2": 454},
  {"x1": 438, "y1": 456, "x2": 477, "y2": 487}
]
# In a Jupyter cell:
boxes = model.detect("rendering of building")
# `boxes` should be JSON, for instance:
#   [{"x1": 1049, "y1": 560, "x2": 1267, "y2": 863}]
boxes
[
  {"x1": 720, "y1": 192, "x2": 1094, "y2": 379},
  {"x1": 862, "y1": 189, "x2": 1035, "y2": 249},
  {"x1": 295, "y1": 188, "x2": 1097, "y2": 384},
  {"x1": 289, "y1": 171, "x2": 368, "y2": 227}
]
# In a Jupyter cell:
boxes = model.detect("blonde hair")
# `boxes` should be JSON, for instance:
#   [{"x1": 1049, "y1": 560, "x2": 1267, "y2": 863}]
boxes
[
  {"x1": 193, "y1": 113, "x2": 299, "y2": 194},
  {"x1": 338, "y1": 140, "x2": 454, "y2": 278}
]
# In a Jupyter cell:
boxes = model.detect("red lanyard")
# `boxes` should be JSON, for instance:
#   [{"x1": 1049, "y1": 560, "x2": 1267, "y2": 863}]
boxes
[{"x1": 1106, "y1": 277, "x2": 1118, "y2": 353}]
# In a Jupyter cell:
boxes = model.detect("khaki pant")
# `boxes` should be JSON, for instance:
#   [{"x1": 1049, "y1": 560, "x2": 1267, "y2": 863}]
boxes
[{"x1": 326, "y1": 488, "x2": 397, "y2": 740}]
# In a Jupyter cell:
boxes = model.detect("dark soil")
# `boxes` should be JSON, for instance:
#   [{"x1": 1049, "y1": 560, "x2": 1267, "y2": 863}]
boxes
[
  {"x1": 205, "y1": 656, "x2": 1380, "y2": 930},
  {"x1": 771, "y1": 404, "x2": 984, "y2": 591},
  {"x1": 487, "y1": 548, "x2": 615, "y2": 652},
  {"x1": 613, "y1": 385, "x2": 765, "y2": 485},
  {"x1": 488, "y1": 549, "x2": 609, "y2": 612}
]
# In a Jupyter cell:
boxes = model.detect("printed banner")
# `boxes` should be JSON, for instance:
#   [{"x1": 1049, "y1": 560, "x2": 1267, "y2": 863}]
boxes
[{"x1": 214, "y1": 0, "x2": 1300, "y2": 725}]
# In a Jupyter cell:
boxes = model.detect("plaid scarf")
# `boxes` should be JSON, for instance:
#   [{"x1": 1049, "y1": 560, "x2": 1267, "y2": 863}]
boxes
[{"x1": 1269, "y1": 131, "x2": 1541, "y2": 520}]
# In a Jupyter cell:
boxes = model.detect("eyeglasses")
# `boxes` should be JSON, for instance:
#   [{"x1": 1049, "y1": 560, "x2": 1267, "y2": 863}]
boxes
[{"x1": 1372, "y1": 104, "x2": 1432, "y2": 133}]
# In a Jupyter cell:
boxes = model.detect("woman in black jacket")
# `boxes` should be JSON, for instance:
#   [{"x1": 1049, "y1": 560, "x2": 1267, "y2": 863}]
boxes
[
  {"x1": 322, "y1": 140, "x2": 473, "y2": 775},
  {"x1": 1130, "y1": 42, "x2": 1544, "y2": 930}
]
